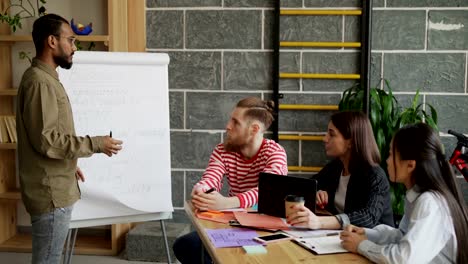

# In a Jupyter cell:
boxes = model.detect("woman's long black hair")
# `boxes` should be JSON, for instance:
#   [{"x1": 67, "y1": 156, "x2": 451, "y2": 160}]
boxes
[{"x1": 392, "y1": 123, "x2": 468, "y2": 263}]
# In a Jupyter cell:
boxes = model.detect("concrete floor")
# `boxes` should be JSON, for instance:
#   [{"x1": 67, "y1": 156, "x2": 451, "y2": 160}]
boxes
[{"x1": 0, "y1": 252, "x2": 175, "y2": 264}]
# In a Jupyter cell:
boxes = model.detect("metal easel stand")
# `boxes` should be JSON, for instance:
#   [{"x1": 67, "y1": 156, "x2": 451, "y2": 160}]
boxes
[
  {"x1": 160, "y1": 219, "x2": 172, "y2": 264},
  {"x1": 63, "y1": 228, "x2": 78, "y2": 264},
  {"x1": 61, "y1": 221, "x2": 171, "y2": 264}
]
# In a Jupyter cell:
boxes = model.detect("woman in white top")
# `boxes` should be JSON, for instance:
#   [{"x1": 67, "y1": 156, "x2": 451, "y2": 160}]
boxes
[{"x1": 340, "y1": 123, "x2": 468, "y2": 263}]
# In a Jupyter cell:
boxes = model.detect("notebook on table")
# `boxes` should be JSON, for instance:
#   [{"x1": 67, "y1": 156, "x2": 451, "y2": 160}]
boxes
[
  {"x1": 293, "y1": 235, "x2": 348, "y2": 255},
  {"x1": 258, "y1": 172, "x2": 317, "y2": 218}
]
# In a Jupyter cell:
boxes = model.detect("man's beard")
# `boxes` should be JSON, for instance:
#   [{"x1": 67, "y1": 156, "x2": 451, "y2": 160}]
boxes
[
  {"x1": 223, "y1": 136, "x2": 248, "y2": 153},
  {"x1": 54, "y1": 49, "x2": 73, "y2": 69}
]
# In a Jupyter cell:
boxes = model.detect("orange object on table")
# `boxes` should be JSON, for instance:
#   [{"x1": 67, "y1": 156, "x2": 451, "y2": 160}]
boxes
[
  {"x1": 196, "y1": 211, "x2": 236, "y2": 224},
  {"x1": 198, "y1": 210, "x2": 224, "y2": 218}
]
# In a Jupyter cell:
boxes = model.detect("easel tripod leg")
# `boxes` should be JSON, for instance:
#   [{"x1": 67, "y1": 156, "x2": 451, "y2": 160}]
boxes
[
  {"x1": 62, "y1": 228, "x2": 78, "y2": 264},
  {"x1": 68, "y1": 229, "x2": 78, "y2": 264},
  {"x1": 160, "y1": 220, "x2": 172, "y2": 264},
  {"x1": 63, "y1": 229, "x2": 72, "y2": 264}
]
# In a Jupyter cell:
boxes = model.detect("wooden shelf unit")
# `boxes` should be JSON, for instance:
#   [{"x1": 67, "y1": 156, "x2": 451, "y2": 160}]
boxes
[
  {"x1": 0, "y1": 0, "x2": 145, "y2": 255},
  {"x1": 0, "y1": 143, "x2": 16, "y2": 150},
  {"x1": 0, "y1": 233, "x2": 115, "y2": 255},
  {"x1": 0, "y1": 190, "x2": 21, "y2": 200},
  {"x1": 0, "y1": 223, "x2": 131, "y2": 255},
  {"x1": 0, "y1": 89, "x2": 17, "y2": 96},
  {"x1": 0, "y1": 35, "x2": 110, "y2": 42}
]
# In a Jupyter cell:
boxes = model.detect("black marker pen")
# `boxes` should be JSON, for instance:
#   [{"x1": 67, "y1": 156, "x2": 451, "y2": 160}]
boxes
[{"x1": 205, "y1": 187, "x2": 215, "y2": 194}]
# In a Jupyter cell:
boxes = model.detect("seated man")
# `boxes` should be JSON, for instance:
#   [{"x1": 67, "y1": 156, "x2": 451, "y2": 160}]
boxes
[{"x1": 173, "y1": 97, "x2": 288, "y2": 264}]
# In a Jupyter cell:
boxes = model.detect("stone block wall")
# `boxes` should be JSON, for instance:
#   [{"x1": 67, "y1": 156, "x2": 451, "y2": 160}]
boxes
[
  {"x1": 146, "y1": 0, "x2": 468, "y2": 210},
  {"x1": 371, "y1": 1, "x2": 468, "y2": 202}
]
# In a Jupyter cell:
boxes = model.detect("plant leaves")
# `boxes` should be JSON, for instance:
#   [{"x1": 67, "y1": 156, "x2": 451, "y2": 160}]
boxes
[
  {"x1": 376, "y1": 128, "x2": 386, "y2": 156},
  {"x1": 427, "y1": 104, "x2": 438, "y2": 126},
  {"x1": 411, "y1": 90, "x2": 420, "y2": 110},
  {"x1": 390, "y1": 184, "x2": 406, "y2": 215}
]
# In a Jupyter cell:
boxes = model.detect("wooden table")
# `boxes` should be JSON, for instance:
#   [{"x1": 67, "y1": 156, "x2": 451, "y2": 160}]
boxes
[{"x1": 184, "y1": 201, "x2": 371, "y2": 264}]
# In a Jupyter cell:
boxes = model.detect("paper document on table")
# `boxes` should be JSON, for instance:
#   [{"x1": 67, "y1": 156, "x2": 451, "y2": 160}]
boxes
[
  {"x1": 294, "y1": 235, "x2": 348, "y2": 255},
  {"x1": 283, "y1": 229, "x2": 340, "y2": 238},
  {"x1": 233, "y1": 212, "x2": 289, "y2": 230},
  {"x1": 219, "y1": 208, "x2": 247, "y2": 212},
  {"x1": 206, "y1": 228, "x2": 263, "y2": 248}
]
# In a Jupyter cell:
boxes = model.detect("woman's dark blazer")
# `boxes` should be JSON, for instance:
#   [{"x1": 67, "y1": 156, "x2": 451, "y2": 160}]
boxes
[{"x1": 312, "y1": 159, "x2": 394, "y2": 228}]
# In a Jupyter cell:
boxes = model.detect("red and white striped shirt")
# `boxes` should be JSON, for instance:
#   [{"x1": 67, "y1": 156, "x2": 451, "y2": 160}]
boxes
[{"x1": 194, "y1": 139, "x2": 288, "y2": 208}]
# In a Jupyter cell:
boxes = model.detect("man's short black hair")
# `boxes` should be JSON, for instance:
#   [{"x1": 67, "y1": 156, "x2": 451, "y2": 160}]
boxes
[{"x1": 32, "y1": 14, "x2": 69, "y2": 54}]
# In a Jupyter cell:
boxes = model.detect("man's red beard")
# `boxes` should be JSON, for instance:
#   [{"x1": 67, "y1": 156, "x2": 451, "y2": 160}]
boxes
[{"x1": 223, "y1": 137, "x2": 248, "y2": 153}]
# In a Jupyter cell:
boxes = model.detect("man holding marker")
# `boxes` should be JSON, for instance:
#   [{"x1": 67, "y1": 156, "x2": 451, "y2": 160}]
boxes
[
  {"x1": 173, "y1": 97, "x2": 288, "y2": 264},
  {"x1": 16, "y1": 14, "x2": 123, "y2": 264}
]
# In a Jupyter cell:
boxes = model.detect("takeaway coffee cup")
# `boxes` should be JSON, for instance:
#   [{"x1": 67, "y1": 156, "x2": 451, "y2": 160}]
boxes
[{"x1": 285, "y1": 195, "x2": 305, "y2": 218}]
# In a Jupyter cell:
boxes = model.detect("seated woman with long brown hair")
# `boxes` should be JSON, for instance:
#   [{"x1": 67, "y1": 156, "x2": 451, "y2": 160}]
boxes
[{"x1": 287, "y1": 111, "x2": 394, "y2": 229}]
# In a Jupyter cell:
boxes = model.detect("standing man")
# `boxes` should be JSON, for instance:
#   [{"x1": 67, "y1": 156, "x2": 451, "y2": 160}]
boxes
[
  {"x1": 173, "y1": 97, "x2": 288, "y2": 264},
  {"x1": 16, "y1": 14, "x2": 123, "y2": 264}
]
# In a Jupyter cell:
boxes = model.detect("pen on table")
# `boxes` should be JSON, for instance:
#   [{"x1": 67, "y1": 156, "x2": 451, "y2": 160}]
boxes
[
  {"x1": 205, "y1": 187, "x2": 216, "y2": 194},
  {"x1": 301, "y1": 232, "x2": 340, "y2": 239},
  {"x1": 110, "y1": 131, "x2": 112, "y2": 138}
]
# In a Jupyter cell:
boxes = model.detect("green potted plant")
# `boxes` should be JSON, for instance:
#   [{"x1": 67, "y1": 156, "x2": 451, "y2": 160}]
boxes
[
  {"x1": 0, "y1": 0, "x2": 47, "y2": 32},
  {"x1": 339, "y1": 80, "x2": 438, "y2": 224},
  {"x1": 339, "y1": 80, "x2": 400, "y2": 159},
  {"x1": 396, "y1": 89, "x2": 438, "y2": 130}
]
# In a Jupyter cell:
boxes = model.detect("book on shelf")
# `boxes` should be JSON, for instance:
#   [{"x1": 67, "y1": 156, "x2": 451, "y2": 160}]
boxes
[
  {"x1": 0, "y1": 116, "x2": 8, "y2": 143},
  {"x1": 0, "y1": 116, "x2": 17, "y2": 143},
  {"x1": 9, "y1": 116, "x2": 17, "y2": 142}
]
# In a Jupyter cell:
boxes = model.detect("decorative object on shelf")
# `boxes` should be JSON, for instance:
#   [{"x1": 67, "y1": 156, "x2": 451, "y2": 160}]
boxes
[
  {"x1": 339, "y1": 79, "x2": 438, "y2": 223},
  {"x1": 19, "y1": 50, "x2": 32, "y2": 63},
  {"x1": 75, "y1": 39, "x2": 96, "y2": 51},
  {"x1": 0, "y1": 0, "x2": 47, "y2": 32},
  {"x1": 70, "y1": 18, "x2": 92, "y2": 35}
]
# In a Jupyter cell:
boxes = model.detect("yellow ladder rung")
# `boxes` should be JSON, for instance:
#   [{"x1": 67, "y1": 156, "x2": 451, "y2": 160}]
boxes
[
  {"x1": 288, "y1": 166, "x2": 323, "y2": 172},
  {"x1": 280, "y1": 73, "x2": 360, "y2": 79},
  {"x1": 280, "y1": 10, "x2": 362, "y2": 16},
  {"x1": 280, "y1": 41, "x2": 361, "y2": 48},
  {"x1": 279, "y1": 135, "x2": 324, "y2": 141},
  {"x1": 279, "y1": 104, "x2": 339, "y2": 110}
]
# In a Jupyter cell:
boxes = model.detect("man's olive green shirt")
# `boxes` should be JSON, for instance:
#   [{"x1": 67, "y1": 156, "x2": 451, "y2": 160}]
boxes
[{"x1": 16, "y1": 58, "x2": 104, "y2": 215}]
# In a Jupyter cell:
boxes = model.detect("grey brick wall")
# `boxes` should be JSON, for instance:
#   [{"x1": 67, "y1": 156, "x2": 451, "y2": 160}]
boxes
[
  {"x1": 146, "y1": 1, "x2": 275, "y2": 210},
  {"x1": 146, "y1": 0, "x2": 468, "y2": 210},
  {"x1": 372, "y1": 2, "x2": 468, "y2": 203}
]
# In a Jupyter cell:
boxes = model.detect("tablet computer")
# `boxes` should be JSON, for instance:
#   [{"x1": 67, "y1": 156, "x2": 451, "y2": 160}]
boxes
[{"x1": 258, "y1": 172, "x2": 317, "y2": 218}]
